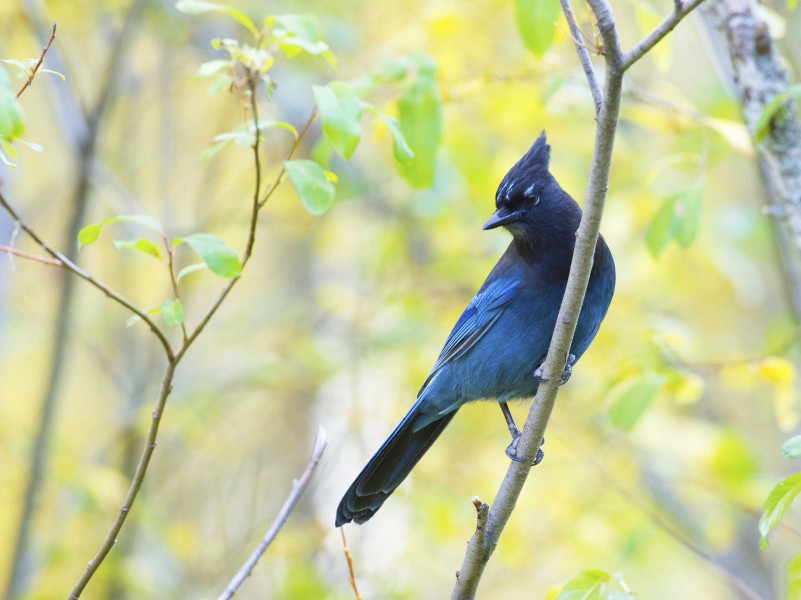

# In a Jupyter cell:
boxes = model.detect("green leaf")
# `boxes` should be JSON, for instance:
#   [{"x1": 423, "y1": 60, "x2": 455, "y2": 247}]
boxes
[
  {"x1": 782, "y1": 435, "x2": 801, "y2": 459},
  {"x1": 176, "y1": 0, "x2": 259, "y2": 37},
  {"x1": 268, "y1": 14, "x2": 337, "y2": 67},
  {"x1": 788, "y1": 553, "x2": 801, "y2": 599},
  {"x1": 674, "y1": 185, "x2": 704, "y2": 248},
  {"x1": 515, "y1": 0, "x2": 562, "y2": 58},
  {"x1": 176, "y1": 262, "x2": 207, "y2": 282},
  {"x1": 397, "y1": 53, "x2": 442, "y2": 188},
  {"x1": 113, "y1": 238, "x2": 163, "y2": 259},
  {"x1": 0, "y1": 68, "x2": 25, "y2": 142},
  {"x1": 193, "y1": 59, "x2": 232, "y2": 79},
  {"x1": 378, "y1": 114, "x2": 414, "y2": 164},
  {"x1": 759, "y1": 472, "x2": 801, "y2": 548},
  {"x1": 312, "y1": 82, "x2": 363, "y2": 159},
  {"x1": 161, "y1": 298, "x2": 185, "y2": 327},
  {"x1": 285, "y1": 159, "x2": 336, "y2": 215},
  {"x1": 180, "y1": 233, "x2": 242, "y2": 278},
  {"x1": 754, "y1": 84, "x2": 801, "y2": 143},
  {"x1": 77, "y1": 215, "x2": 164, "y2": 250},
  {"x1": 608, "y1": 375, "x2": 664, "y2": 431},
  {"x1": 645, "y1": 195, "x2": 678, "y2": 258},
  {"x1": 557, "y1": 569, "x2": 612, "y2": 600}
]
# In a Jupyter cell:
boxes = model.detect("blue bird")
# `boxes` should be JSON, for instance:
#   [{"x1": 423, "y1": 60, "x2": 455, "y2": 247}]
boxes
[{"x1": 336, "y1": 132, "x2": 615, "y2": 526}]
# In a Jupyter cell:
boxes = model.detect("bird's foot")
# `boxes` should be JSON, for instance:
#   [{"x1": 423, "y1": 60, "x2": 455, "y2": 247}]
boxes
[
  {"x1": 505, "y1": 434, "x2": 545, "y2": 466},
  {"x1": 533, "y1": 354, "x2": 577, "y2": 386}
]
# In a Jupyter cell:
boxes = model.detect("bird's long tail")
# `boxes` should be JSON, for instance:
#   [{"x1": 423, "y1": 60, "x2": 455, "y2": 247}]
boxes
[{"x1": 336, "y1": 400, "x2": 456, "y2": 526}]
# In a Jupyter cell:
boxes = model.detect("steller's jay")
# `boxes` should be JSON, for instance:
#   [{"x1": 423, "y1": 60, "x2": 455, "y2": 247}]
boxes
[{"x1": 336, "y1": 132, "x2": 615, "y2": 526}]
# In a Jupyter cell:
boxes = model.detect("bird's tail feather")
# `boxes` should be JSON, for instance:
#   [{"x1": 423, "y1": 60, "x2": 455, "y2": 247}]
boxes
[{"x1": 335, "y1": 400, "x2": 456, "y2": 526}]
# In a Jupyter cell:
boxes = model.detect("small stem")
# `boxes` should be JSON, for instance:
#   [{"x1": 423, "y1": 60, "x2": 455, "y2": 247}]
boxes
[
  {"x1": 16, "y1": 22, "x2": 57, "y2": 99},
  {"x1": 164, "y1": 235, "x2": 187, "y2": 342},
  {"x1": 258, "y1": 107, "x2": 318, "y2": 209},
  {"x1": 217, "y1": 428, "x2": 328, "y2": 600},
  {"x1": 0, "y1": 243, "x2": 63, "y2": 267},
  {"x1": 340, "y1": 527, "x2": 362, "y2": 600}
]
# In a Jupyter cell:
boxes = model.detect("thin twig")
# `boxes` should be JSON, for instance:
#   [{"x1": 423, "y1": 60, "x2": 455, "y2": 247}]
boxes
[
  {"x1": 218, "y1": 427, "x2": 328, "y2": 600},
  {"x1": 621, "y1": 0, "x2": 708, "y2": 71},
  {"x1": 163, "y1": 234, "x2": 188, "y2": 342},
  {"x1": 258, "y1": 107, "x2": 318, "y2": 209},
  {"x1": 0, "y1": 243, "x2": 63, "y2": 267},
  {"x1": 340, "y1": 527, "x2": 362, "y2": 600},
  {"x1": 178, "y1": 106, "x2": 318, "y2": 359},
  {"x1": 15, "y1": 22, "x2": 56, "y2": 99},
  {"x1": 0, "y1": 191, "x2": 174, "y2": 359},
  {"x1": 559, "y1": 0, "x2": 603, "y2": 115}
]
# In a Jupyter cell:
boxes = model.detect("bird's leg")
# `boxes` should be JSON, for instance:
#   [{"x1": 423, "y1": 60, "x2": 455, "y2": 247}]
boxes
[
  {"x1": 533, "y1": 353, "x2": 577, "y2": 386},
  {"x1": 500, "y1": 402, "x2": 545, "y2": 465}
]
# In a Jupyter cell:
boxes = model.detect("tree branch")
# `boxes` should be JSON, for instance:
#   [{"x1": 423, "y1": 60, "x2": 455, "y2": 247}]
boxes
[
  {"x1": 451, "y1": 0, "x2": 707, "y2": 594},
  {"x1": 217, "y1": 427, "x2": 327, "y2": 600},
  {"x1": 68, "y1": 360, "x2": 178, "y2": 599},
  {"x1": 621, "y1": 0, "x2": 707, "y2": 71},
  {"x1": 0, "y1": 191, "x2": 173, "y2": 359},
  {"x1": 559, "y1": 0, "x2": 603, "y2": 115}
]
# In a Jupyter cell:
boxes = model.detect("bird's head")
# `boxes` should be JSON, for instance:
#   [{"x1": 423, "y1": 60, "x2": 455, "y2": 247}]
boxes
[
  {"x1": 483, "y1": 131, "x2": 555, "y2": 234},
  {"x1": 483, "y1": 131, "x2": 581, "y2": 252}
]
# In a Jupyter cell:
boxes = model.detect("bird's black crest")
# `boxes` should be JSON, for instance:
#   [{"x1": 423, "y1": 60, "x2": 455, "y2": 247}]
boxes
[{"x1": 495, "y1": 131, "x2": 551, "y2": 205}]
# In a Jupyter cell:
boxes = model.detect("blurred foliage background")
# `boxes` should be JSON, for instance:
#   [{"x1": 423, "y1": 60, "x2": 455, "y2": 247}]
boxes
[{"x1": 1, "y1": 0, "x2": 801, "y2": 598}]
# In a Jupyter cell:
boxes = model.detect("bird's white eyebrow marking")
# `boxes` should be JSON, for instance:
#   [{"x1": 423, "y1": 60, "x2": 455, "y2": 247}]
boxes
[
  {"x1": 524, "y1": 183, "x2": 536, "y2": 198},
  {"x1": 504, "y1": 178, "x2": 517, "y2": 200}
]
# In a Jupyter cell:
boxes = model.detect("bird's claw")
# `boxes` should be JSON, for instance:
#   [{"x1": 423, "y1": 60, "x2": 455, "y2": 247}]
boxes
[
  {"x1": 505, "y1": 435, "x2": 545, "y2": 467},
  {"x1": 534, "y1": 354, "x2": 577, "y2": 386}
]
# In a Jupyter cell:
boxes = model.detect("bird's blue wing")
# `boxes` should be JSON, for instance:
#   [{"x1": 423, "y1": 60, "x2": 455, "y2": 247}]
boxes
[{"x1": 419, "y1": 278, "x2": 519, "y2": 394}]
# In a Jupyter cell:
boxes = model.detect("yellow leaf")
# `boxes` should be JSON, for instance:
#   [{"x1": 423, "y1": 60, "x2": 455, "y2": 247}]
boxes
[{"x1": 757, "y1": 356, "x2": 796, "y2": 385}]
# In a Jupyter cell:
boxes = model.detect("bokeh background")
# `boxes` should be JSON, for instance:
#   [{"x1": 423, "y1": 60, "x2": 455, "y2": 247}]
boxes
[{"x1": 1, "y1": 0, "x2": 801, "y2": 598}]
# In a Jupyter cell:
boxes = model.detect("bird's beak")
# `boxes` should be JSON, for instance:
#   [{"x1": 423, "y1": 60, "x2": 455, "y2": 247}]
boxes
[{"x1": 483, "y1": 207, "x2": 522, "y2": 230}]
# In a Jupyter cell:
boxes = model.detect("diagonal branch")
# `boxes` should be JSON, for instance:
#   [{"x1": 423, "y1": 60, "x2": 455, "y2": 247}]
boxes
[
  {"x1": 621, "y1": 0, "x2": 707, "y2": 71},
  {"x1": 0, "y1": 191, "x2": 174, "y2": 358},
  {"x1": 218, "y1": 427, "x2": 327, "y2": 600}
]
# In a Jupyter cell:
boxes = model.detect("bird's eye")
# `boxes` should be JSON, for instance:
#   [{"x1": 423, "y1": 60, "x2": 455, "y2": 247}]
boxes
[{"x1": 534, "y1": 196, "x2": 541, "y2": 206}]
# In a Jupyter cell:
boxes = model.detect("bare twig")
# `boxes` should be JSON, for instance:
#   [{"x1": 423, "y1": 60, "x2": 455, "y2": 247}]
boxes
[
  {"x1": 218, "y1": 427, "x2": 328, "y2": 600},
  {"x1": 0, "y1": 243, "x2": 63, "y2": 267},
  {"x1": 621, "y1": 0, "x2": 707, "y2": 70},
  {"x1": 451, "y1": 0, "x2": 706, "y2": 595},
  {"x1": 15, "y1": 22, "x2": 56, "y2": 99},
  {"x1": 340, "y1": 527, "x2": 362, "y2": 600},
  {"x1": 559, "y1": 0, "x2": 603, "y2": 115}
]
